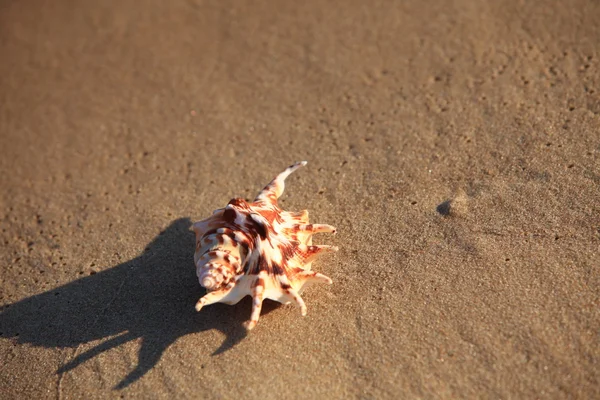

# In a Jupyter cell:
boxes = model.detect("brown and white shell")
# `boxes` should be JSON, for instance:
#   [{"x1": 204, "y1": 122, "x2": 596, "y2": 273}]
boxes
[{"x1": 192, "y1": 161, "x2": 337, "y2": 330}]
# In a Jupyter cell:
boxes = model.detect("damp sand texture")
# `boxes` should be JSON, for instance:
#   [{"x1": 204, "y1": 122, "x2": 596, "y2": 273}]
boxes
[{"x1": 1, "y1": 0, "x2": 599, "y2": 399}]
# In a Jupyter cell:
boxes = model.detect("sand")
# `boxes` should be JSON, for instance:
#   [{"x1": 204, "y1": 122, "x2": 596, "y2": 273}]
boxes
[{"x1": 1, "y1": 0, "x2": 599, "y2": 398}]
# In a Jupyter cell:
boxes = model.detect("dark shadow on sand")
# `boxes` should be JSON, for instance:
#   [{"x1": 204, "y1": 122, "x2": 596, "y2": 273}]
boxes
[{"x1": 0, "y1": 218, "x2": 275, "y2": 389}]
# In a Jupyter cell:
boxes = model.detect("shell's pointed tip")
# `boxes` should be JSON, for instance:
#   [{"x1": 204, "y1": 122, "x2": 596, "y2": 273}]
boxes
[
  {"x1": 332, "y1": 246, "x2": 340, "y2": 252},
  {"x1": 244, "y1": 320, "x2": 257, "y2": 331},
  {"x1": 301, "y1": 308, "x2": 308, "y2": 317},
  {"x1": 300, "y1": 160, "x2": 308, "y2": 166},
  {"x1": 195, "y1": 302, "x2": 204, "y2": 312}
]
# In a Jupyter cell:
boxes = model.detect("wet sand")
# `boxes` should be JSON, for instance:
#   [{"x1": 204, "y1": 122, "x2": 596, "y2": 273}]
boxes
[{"x1": 1, "y1": 0, "x2": 599, "y2": 398}]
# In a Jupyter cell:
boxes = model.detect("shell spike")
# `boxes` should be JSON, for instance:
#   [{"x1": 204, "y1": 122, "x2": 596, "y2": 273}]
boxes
[
  {"x1": 195, "y1": 287, "x2": 233, "y2": 312},
  {"x1": 288, "y1": 288, "x2": 308, "y2": 316},
  {"x1": 290, "y1": 269, "x2": 332, "y2": 294},
  {"x1": 254, "y1": 161, "x2": 308, "y2": 204},
  {"x1": 295, "y1": 223, "x2": 337, "y2": 235},
  {"x1": 244, "y1": 274, "x2": 267, "y2": 331},
  {"x1": 294, "y1": 270, "x2": 333, "y2": 285},
  {"x1": 276, "y1": 275, "x2": 308, "y2": 316}
]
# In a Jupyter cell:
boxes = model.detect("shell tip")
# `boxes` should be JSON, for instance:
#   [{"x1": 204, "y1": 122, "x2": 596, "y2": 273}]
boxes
[{"x1": 300, "y1": 160, "x2": 308, "y2": 166}]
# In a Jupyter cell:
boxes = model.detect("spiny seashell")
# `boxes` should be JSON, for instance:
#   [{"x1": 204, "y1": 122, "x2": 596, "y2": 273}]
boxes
[{"x1": 193, "y1": 161, "x2": 337, "y2": 330}]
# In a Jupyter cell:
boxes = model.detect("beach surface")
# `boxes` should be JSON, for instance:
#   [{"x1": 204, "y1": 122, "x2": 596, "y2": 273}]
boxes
[{"x1": 1, "y1": 0, "x2": 599, "y2": 398}]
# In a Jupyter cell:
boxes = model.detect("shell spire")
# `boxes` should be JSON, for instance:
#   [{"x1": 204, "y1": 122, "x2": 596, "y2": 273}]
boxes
[{"x1": 192, "y1": 161, "x2": 337, "y2": 330}]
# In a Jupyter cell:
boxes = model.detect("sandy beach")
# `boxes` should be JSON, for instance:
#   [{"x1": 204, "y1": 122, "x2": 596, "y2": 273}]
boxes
[{"x1": 1, "y1": 0, "x2": 599, "y2": 398}]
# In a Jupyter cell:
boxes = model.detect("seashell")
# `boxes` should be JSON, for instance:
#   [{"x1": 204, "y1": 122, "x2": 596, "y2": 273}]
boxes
[{"x1": 193, "y1": 161, "x2": 337, "y2": 330}]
